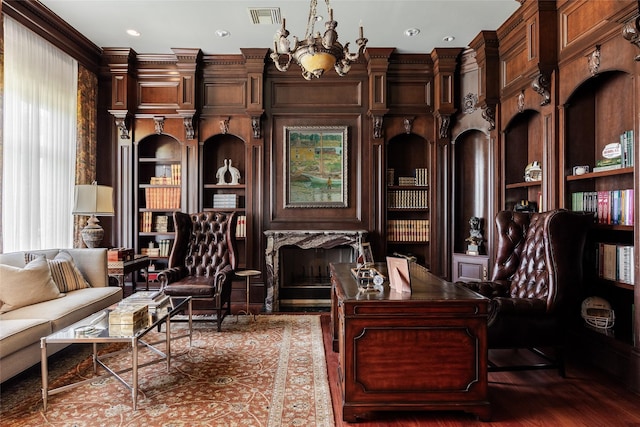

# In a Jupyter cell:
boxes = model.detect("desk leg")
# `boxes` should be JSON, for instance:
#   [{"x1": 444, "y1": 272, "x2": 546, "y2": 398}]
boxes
[
  {"x1": 188, "y1": 298, "x2": 193, "y2": 347},
  {"x1": 41, "y1": 338, "x2": 48, "y2": 412},
  {"x1": 132, "y1": 338, "x2": 138, "y2": 410},
  {"x1": 166, "y1": 315, "x2": 171, "y2": 372}
]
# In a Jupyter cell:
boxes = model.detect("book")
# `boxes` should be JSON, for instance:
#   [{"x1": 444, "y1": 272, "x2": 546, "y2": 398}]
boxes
[{"x1": 592, "y1": 164, "x2": 622, "y2": 173}]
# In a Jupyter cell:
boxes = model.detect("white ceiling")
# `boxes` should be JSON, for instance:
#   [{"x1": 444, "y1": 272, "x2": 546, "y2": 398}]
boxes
[{"x1": 38, "y1": 0, "x2": 521, "y2": 56}]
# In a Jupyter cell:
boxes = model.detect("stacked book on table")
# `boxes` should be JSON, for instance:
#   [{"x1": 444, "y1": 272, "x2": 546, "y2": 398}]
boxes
[
  {"x1": 108, "y1": 304, "x2": 149, "y2": 336},
  {"x1": 121, "y1": 291, "x2": 170, "y2": 311},
  {"x1": 109, "y1": 291, "x2": 171, "y2": 336}
]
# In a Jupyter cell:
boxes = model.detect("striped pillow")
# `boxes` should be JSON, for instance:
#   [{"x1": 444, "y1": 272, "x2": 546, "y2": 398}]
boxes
[{"x1": 25, "y1": 252, "x2": 91, "y2": 292}]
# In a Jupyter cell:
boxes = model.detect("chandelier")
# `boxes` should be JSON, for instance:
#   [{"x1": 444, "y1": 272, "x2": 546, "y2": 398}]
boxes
[{"x1": 270, "y1": 0, "x2": 367, "y2": 80}]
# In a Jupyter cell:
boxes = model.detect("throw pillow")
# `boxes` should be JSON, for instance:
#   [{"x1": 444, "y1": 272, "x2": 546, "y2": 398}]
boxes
[
  {"x1": 25, "y1": 252, "x2": 91, "y2": 293},
  {"x1": 0, "y1": 257, "x2": 62, "y2": 313}
]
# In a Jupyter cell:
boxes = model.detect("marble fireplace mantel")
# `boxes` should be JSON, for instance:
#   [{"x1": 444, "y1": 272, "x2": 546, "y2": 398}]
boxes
[{"x1": 264, "y1": 230, "x2": 367, "y2": 312}]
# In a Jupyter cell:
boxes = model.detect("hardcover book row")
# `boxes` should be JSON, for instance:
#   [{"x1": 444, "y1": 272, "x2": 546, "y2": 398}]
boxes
[
  {"x1": 387, "y1": 219, "x2": 430, "y2": 242},
  {"x1": 388, "y1": 189, "x2": 428, "y2": 209},
  {"x1": 571, "y1": 189, "x2": 634, "y2": 226},
  {"x1": 144, "y1": 187, "x2": 181, "y2": 210},
  {"x1": 597, "y1": 243, "x2": 635, "y2": 285}
]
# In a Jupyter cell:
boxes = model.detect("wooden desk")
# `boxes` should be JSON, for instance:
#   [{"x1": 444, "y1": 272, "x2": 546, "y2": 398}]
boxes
[
  {"x1": 107, "y1": 255, "x2": 150, "y2": 293},
  {"x1": 330, "y1": 262, "x2": 490, "y2": 422}
]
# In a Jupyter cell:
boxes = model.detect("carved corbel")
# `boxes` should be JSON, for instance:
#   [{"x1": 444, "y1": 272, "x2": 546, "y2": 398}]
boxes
[
  {"x1": 153, "y1": 116, "x2": 165, "y2": 134},
  {"x1": 622, "y1": 15, "x2": 640, "y2": 61},
  {"x1": 373, "y1": 115, "x2": 384, "y2": 139},
  {"x1": 251, "y1": 116, "x2": 262, "y2": 139},
  {"x1": 108, "y1": 110, "x2": 131, "y2": 140},
  {"x1": 437, "y1": 113, "x2": 451, "y2": 139},
  {"x1": 403, "y1": 117, "x2": 415, "y2": 134},
  {"x1": 531, "y1": 73, "x2": 550, "y2": 106},
  {"x1": 481, "y1": 105, "x2": 495, "y2": 131},
  {"x1": 587, "y1": 45, "x2": 601, "y2": 76},
  {"x1": 183, "y1": 116, "x2": 195, "y2": 140},
  {"x1": 220, "y1": 117, "x2": 230, "y2": 134},
  {"x1": 115, "y1": 117, "x2": 130, "y2": 139},
  {"x1": 177, "y1": 110, "x2": 196, "y2": 140},
  {"x1": 517, "y1": 90, "x2": 525, "y2": 113}
]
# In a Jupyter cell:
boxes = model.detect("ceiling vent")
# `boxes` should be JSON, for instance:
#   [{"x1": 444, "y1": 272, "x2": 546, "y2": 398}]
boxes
[{"x1": 248, "y1": 7, "x2": 282, "y2": 25}]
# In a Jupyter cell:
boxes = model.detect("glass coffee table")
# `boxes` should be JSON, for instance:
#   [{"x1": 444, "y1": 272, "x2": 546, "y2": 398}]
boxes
[{"x1": 41, "y1": 296, "x2": 192, "y2": 411}]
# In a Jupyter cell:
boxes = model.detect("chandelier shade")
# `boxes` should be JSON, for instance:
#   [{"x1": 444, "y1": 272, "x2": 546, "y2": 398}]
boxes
[{"x1": 270, "y1": 0, "x2": 367, "y2": 80}]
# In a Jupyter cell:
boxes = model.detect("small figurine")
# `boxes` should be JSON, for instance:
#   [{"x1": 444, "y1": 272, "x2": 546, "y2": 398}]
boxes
[
  {"x1": 465, "y1": 216, "x2": 484, "y2": 255},
  {"x1": 228, "y1": 159, "x2": 241, "y2": 185},
  {"x1": 216, "y1": 159, "x2": 229, "y2": 185}
]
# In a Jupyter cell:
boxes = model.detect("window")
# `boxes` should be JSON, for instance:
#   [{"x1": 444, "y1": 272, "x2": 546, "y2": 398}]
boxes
[{"x1": 2, "y1": 16, "x2": 78, "y2": 251}]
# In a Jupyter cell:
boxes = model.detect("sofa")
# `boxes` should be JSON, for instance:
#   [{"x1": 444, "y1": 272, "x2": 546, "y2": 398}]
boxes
[{"x1": 0, "y1": 248, "x2": 122, "y2": 383}]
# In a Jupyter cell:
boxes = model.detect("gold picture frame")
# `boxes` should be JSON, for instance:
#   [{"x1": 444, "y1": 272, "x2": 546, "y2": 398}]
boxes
[{"x1": 284, "y1": 126, "x2": 348, "y2": 208}]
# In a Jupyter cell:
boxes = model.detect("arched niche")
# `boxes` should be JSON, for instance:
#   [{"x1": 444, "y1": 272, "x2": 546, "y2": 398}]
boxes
[{"x1": 452, "y1": 129, "x2": 490, "y2": 255}]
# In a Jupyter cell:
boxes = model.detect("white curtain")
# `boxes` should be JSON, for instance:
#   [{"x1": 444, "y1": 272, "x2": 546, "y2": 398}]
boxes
[{"x1": 3, "y1": 16, "x2": 78, "y2": 251}]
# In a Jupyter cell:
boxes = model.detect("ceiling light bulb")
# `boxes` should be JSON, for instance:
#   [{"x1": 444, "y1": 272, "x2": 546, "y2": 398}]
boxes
[
  {"x1": 443, "y1": 36, "x2": 455, "y2": 42},
  {"x1": 404, "y1": 28, "x2": 420, "y2": 37},
  {"x1": 126, "y1": 29, "x2": 140, "y2": 37},
  {"x1": 216, "y1": 29, "x2": 230, "y2": 38}
]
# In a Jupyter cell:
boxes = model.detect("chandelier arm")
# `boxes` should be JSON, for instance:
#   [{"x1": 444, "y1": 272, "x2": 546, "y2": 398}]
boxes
[
  {"x1": 306, "y1": 0, "x2": 318, "y2": 38},
  {"x1": 270, "y1": 52, "x2": 292, "y2": 72}
]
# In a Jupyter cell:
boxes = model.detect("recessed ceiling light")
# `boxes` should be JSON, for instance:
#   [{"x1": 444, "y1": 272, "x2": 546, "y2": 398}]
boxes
[
  {"x1": 216, "y1": 29, "x2": 230, "y2": 38},
  {"x1": 443, "y1": 36, "x2": 455, "y2": 42},
  {"x1": 404, "y1": 28, "x2": 420, "y2": 37},
  {"x1": 126, "y1": 29, "x2": 140, "y2": 37}
]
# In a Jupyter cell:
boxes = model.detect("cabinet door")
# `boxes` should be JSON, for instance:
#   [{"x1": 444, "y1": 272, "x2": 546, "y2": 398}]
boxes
[{"x1": 452, "y1": 253, "x2": 489, "y2": 282}]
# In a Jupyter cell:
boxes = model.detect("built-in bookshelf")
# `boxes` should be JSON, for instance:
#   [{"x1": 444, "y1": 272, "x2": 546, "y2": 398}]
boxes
[
  {"x1": 135, "y1": 134, "x2": 184, "y2": 274},
  {"x1": 502, "y1": 110, "x2": 543, "y2": 211},
  {"x1": 386, "y1": 134, "x2": 430, "y2": 267},
  {"x1": 563, "y1": 70, "x2": 637, "y2": 362},
  {"x1": 200, "y1": 134, "x2": 248, "y2": 273}
]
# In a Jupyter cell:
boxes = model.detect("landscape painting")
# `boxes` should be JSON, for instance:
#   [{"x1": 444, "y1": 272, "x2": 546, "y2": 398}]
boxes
[{"x1": 284, "y1": 126, "x2": 348, "y2": 208}]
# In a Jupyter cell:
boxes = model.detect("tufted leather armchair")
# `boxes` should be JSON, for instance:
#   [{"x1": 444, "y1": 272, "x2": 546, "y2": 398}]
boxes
[
  {"x1": 159, "y1": 211, "x2": 237, "y2": 331},
  {"x1": 457, "y1": 209, "x2": 593, "y2": 375}
]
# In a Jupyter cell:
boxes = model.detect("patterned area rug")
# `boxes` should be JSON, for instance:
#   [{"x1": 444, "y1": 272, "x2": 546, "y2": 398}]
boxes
[{"x1": 1, "y1": 315, "x2": 334, "y2": 427}]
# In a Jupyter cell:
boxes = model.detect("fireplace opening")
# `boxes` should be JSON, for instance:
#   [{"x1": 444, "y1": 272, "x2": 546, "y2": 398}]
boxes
[{"x1": 279, "y1": 246, "x2": 355, "y2": 308}]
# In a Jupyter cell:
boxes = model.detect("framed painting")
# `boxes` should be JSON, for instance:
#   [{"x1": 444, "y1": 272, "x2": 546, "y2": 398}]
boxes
[{"x1": 284, "y1": 126, "x2": 348, "y2": 208}]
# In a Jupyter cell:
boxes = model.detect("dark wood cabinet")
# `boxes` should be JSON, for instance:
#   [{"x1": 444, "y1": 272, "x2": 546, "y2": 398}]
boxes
[{"x1": 452, "y1": 253, "x2": 489, "y2": 282}]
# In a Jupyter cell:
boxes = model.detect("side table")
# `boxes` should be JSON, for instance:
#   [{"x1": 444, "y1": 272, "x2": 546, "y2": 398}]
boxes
[
  {"x1": 108, "y1": 254, "x2": 150, "y2": 294},
  {"x1": 235, "y1": 269, "x2": 261, "y2": 320}
]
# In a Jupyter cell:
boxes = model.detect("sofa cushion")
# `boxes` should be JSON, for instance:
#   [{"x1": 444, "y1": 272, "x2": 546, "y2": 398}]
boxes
[
  {"x1": 0, "y1": 318, "x2": 51, "y2": 358},
  {"x1": 0, "y1": 257, "x2": 62, "y2": 313},
  {"x1": 0, "y1": 286, "x2": 122, "y2": 332},
  {"x1": 26, "y1": 251, "x2": 91, "y2": 292}
]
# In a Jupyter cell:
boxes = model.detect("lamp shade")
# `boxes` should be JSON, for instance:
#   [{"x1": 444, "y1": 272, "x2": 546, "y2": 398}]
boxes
[{"x1": 72, "y1": 184, "x2": 114, "y2": 216}]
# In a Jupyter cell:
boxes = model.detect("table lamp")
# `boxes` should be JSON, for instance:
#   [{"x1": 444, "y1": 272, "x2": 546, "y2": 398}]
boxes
[{"x1": 73, "y1": 182, "x2": 114, "y2": 248}]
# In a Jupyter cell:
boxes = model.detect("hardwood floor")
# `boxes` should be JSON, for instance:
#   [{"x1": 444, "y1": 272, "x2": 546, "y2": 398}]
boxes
[{"x1": 319, "y1": 314, "x2": 640, "y2": 426}]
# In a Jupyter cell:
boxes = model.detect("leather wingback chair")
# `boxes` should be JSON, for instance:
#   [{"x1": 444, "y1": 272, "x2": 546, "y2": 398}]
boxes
[
  {"x1": 159, "y1": 211, "x2": 237, "y2": 331},
  {"x1": 457, "y1": 209, "x2": 593, "y2": 375}
]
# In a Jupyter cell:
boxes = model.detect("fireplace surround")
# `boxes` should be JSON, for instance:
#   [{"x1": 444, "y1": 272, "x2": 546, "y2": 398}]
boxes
[{"x1": 264, "y1": 230, "x2": 367, "y2": 312}]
